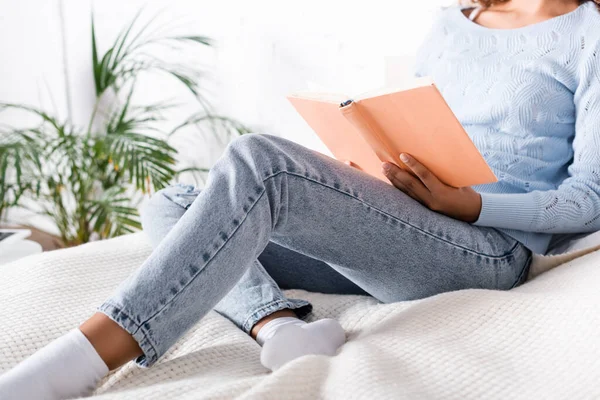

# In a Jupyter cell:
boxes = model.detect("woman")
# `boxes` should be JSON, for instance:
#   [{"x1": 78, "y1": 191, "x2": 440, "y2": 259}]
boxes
[{"x1": 2, "y1": 0, "x2": 599, "y2": 398}]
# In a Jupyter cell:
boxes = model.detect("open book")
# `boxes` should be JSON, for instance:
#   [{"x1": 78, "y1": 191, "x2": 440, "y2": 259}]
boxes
[{"x1": 288, "y1": 77, "x2": 497, "y2": 188}]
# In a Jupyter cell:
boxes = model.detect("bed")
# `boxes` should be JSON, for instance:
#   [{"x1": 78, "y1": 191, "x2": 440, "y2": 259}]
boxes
[{"x1": 1, "y1": 232, "x2": 599, "y2": 399}]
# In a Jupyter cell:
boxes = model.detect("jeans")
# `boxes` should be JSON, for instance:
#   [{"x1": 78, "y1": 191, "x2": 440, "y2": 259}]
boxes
[{"x1": 98, "y1": 134, "x2": 532, "y2": 367}]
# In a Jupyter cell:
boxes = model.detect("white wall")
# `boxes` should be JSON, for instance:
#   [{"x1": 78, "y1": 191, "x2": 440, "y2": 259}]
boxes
[{"x1": 0, "y1": 0, "x2": 451, "y2": 230}]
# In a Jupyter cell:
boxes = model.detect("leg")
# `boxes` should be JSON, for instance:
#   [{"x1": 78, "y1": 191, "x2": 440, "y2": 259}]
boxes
[
  {"x1": 137, "y1": 183, "x2": 366, "y2": 363},
  {"x1": 138, "y1": 183, "x2": 367, "y2": 335},
  {"x1": 257, "y1": 242, "x2": 369, "y2": 295},
  {"x1": 0, "y1": 134, "x2": 532, "y2": 399},
  {"x1": 97, "y1": 134, "x2": 530, "y2": 368}
]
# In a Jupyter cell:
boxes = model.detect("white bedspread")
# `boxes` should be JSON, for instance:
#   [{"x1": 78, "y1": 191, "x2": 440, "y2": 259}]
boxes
[{"x1": 1, "y1": 233, "x2": 599, "y2": 399}]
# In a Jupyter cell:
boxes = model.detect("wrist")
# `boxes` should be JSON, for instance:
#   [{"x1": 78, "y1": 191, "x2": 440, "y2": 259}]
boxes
[{"x1": 466, "y1": 191, "x2": 482, "y2": 223}]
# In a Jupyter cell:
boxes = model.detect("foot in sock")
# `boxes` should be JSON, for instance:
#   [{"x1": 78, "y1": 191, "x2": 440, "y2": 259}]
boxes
[
  {"x1": 0, "y1": 329, "x2": 109, "y2": 400},
  {"x1": 258, "y1": 318, "x2": 346, "y2": 371}
]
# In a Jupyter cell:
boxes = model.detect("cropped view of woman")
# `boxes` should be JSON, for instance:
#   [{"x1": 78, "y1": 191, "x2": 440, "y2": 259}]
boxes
[{"x1": 1, "y1": 0, "x2": 599, "y2": 398}]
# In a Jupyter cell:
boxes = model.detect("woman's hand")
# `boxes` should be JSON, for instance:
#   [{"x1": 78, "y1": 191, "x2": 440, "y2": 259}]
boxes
[{"x1": 382, "y1": 153, "x2": 482, "y2": 223}]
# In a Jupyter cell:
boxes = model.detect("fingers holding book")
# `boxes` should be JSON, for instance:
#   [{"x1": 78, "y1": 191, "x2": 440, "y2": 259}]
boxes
[
  {"x1": 382, "y1": 154, "x2": 483, "y2": 224},
  {"x1": 382, "y1": 158, "x2": 432, "y2": 207}
]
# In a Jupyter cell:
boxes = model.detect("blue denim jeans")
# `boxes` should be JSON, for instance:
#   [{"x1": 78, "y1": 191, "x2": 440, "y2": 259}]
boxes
[{"x1": 98, "y1": 134, "x2": 532, "y2": 367}]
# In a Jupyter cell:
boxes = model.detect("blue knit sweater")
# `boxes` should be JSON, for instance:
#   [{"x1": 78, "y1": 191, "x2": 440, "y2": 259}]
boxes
[{"x1": 414, "y1": 2, "x2": 600, "y2": 254}]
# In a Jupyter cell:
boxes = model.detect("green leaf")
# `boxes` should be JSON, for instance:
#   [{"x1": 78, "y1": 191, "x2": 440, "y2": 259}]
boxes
[
  {"x1": 167, "y1": 35, "x2": 213, "y2": 46},
  {"x1": 109, "y1": 8, "x2": 144, "y2": 70},
  {"x1": 87, "y1": 186, "x2": 142, "y2": 239},
  {"x1": 0, "y1": 9, "x2": 246, "y2": 243},
  {"x1": 91, "y1": 13, "x2": 101, "y2": 96}
]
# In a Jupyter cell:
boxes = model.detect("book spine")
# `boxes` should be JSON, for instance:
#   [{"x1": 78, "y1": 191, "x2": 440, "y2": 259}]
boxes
[{"x1": 339, "y1": 101, "x2": 400, "y2": 166}]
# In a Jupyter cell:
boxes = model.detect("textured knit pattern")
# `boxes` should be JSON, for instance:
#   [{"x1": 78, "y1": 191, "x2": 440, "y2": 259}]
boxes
[
  {"x1": 2, "y1": 233, "x2": 600, "y2": 399},
  {"x1": 414, "y1": 2, "x2": 600, "y2": 254}
]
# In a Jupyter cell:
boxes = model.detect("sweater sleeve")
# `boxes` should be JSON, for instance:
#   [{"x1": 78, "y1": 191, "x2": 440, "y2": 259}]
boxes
[{"x1": 474, "y1": 39, "x2": 600, "y2": 234}]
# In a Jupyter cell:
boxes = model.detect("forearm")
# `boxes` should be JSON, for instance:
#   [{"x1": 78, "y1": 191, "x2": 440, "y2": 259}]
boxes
[{"x1": 473, "y1": 187, "x2": 600, "y2": 234}]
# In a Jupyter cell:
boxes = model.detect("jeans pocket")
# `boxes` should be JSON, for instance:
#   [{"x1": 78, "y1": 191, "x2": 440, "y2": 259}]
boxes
[{"x1": 161, "y1": 183, "x2": 201, "y2": 210}]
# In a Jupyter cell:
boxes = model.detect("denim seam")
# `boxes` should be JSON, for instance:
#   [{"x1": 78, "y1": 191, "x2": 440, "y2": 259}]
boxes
[
  {"x1": 508, "y1": 251, "x2": 532, "y2": 289},
  {"x1": 264, "y1": 170, "x2": 521, "y2": 261},
  {"x1": 137, "y1": 187, "x2": 269, "y2": 328},
  {"x1": 101, "y1": 300, "x2": 143, "y2": 328},
  {"x1": 160, "y1": 191, "x2": 190, "y2": 211},
  {"x1": 241, "y1": 298, "x2": 311, "y2": 332},
  {"x1": 137, "y1": 167, "x2": 517, "y2": 333},
  {"x1": 98, "y1": 302, "x2": 160, "y2": 366}
]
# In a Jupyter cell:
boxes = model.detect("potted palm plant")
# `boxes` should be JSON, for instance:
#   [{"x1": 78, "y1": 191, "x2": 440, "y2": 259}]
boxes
[{"x1": 0, "y1": 11, "x2": 247, "y2": 247}]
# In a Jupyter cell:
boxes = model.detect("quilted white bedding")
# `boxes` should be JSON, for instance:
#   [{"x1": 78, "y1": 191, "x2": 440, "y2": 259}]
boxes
[{"x1": 1, "y1": 232, "x2": 599, "y2": 399}]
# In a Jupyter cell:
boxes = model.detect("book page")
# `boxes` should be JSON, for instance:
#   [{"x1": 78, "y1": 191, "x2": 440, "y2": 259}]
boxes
[{"x1": 287, "y1": 92, "x2": 348, "y2": 104}]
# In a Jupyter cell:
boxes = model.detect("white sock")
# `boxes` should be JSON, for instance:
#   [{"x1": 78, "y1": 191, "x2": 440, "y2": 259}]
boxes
[
  {"x1": 0, "y1": 329, "x2": 109, "y2": 400},
  {"x1": 255, "y1": 316, "x2": 306, "y2": 346},
  {"x1": 259, "y1": 318, "x2": 346, "y2": 371}
]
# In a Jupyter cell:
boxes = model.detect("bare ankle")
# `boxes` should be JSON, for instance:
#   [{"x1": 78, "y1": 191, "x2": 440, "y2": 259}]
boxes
[
  {"x1": 250, "y1": 309, "x2": 298, "y2": 339},
  {"x1": 79, "y1": 313, "x2": 143, "y2": 370}
]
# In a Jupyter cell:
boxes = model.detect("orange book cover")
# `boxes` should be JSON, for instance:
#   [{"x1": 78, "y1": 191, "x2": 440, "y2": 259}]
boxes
[{"x1": 287, "y1": 77, "x2": 497, "y2": 188}]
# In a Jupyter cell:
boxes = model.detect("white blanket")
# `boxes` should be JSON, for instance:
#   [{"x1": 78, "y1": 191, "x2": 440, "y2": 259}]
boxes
[{"x1": 1, "y1": 233, "x2": 599, "y2": 399}]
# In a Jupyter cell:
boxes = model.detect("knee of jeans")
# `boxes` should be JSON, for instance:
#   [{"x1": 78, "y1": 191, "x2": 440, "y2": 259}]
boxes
[
  {"x1": 140, "y1": 185, "x2": 193, "y2": 230},
  {"x1": 228, "y1": 133, "x2": 272, "y2": 151},
  {"x1": 224, "y1": 134, "x2": 282, "y2": 171}
]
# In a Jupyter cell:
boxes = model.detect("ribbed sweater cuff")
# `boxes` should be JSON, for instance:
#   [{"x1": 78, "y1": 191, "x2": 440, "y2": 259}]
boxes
[{"x1": 473, "y1": 192, "x2": 538, "y2": 231}]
